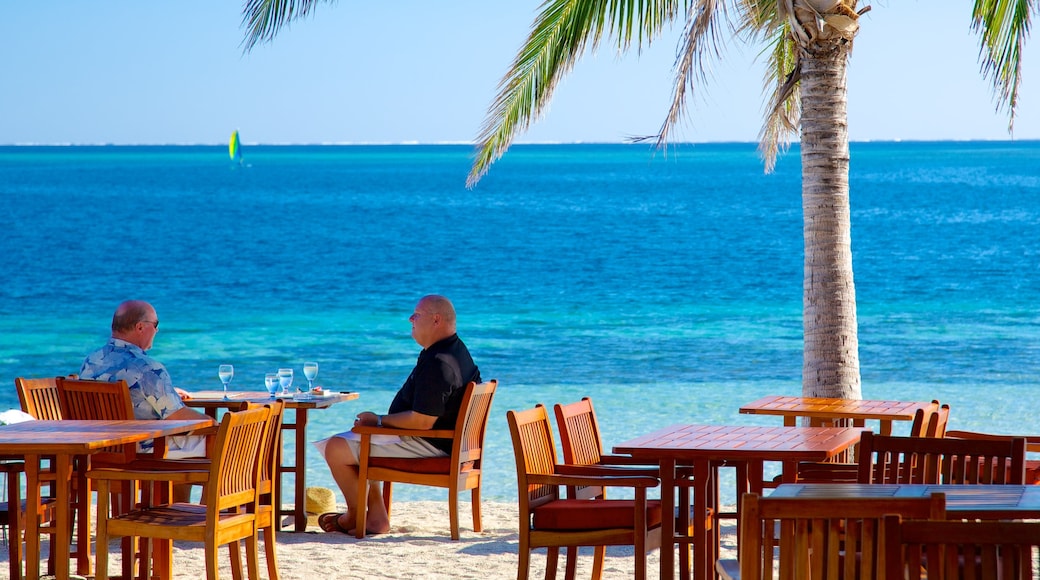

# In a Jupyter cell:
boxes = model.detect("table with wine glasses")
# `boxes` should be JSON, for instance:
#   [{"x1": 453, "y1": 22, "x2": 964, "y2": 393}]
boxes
[{"x1": 184, "y1": 390, "x2": 360, "y2": 531}]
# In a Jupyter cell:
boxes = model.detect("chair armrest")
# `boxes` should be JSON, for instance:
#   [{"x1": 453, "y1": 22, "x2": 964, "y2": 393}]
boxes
[
  {"x1": 528, "y1": 472, "x2": 659, "y2": 489},
  {"x1": 87, "y1": 467, "x2": 210, "y2": 484},
  {"x1": 351, "y1": 425, "x2": 455, "y2": 439},
  {"x1": 945, "y1": 430, "x2": 1040, "y2": 453},
  {"x1": 556, "y1": 463, "x2": 660, "y2": 478}
]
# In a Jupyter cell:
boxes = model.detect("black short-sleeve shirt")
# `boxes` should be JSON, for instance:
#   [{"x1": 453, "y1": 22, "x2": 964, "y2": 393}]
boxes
[{"x1": 388, "y1": 333, "x2": 481, "y2": 453}]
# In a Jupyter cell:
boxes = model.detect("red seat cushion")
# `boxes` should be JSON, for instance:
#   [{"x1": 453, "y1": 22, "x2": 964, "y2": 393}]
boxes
[
  {"x1": 368, "y1": 457, "x2": 476, "y2": 474},
  {"x1": 533, "y1": 499, "x2": 662, "y2": 531}
]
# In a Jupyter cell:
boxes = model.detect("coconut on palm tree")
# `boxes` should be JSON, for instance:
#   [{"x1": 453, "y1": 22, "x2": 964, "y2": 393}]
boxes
[{"x1": 241, "y1": 0, "x2": 1036, "y2": 398}]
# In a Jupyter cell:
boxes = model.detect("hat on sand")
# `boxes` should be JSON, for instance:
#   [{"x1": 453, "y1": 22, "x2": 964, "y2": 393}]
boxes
[{"x1": 305, "y1": 486, "x2": 338, "y2": 528}]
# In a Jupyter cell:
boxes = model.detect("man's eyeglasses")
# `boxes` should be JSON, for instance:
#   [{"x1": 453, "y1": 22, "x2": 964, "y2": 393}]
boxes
[{"x1": 141, "y1": 320, "x2": 159, "y2": 329}]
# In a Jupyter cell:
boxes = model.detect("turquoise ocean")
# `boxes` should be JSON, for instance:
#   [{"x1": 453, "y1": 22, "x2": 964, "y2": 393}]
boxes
[{"x1": 2, "y1": 141, "x2": 1039, "y2": 506}]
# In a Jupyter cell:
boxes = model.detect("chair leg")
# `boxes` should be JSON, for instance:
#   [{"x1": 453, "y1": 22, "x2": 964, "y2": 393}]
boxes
[
  {"x1": 355, "y1": 478, "x2": 368, "y2": 540},
  {"x1": 245, "y1": 534, "x2": 262, "y2": 580},
  {"x1": 205, "y1": 542, "x2": 221, "y2": 580},
  {"x1": 448, "y1": 488, "x2": 460, "y2": 541},
  {"x1": 382, "y1": 481, "x2": 393, "y2": 518},
  {"x1": 228, "y1": 539, "x2": 244, "y2": 580},
  {"x1": 591, "y1": 546, "x2": 606, "y2": 580},
  {"x1": 470, "y1": 487, "x2": 482, "y2": 532},
  {"x1": 263, "y1": 522, "x2": 280, "y2": 580},
  {"x1": 563, "y1": 546, "x2": 578, "y2": 580},
  {"x1": 545, "y1": 546, "x2": 559, "y2": 580}
]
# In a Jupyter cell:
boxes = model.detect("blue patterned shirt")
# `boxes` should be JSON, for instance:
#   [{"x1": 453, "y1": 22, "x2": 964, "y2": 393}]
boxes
[{"x1": 80, "y1": 338, "x2": 186, "y2": 421}]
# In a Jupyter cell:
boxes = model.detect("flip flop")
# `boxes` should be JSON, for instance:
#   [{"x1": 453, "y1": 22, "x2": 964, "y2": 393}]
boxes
[{"x1": 317, "y1": 512, "x2": 349, "y2": 534}]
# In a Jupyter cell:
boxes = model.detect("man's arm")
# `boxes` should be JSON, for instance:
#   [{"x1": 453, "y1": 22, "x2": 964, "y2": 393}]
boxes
[{"x1": 355, "y1": 410, "x2": 436, "y2": 430}]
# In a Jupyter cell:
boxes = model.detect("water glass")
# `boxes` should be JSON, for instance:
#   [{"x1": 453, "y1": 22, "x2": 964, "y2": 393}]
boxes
[
  {"x1": 265, "y1": 373, "x2": 279, "y2": 398},
  {"x1": 303, "y1": 361, "x2": 318, "y2": 390},
  {"x1": 218, "y1": 364, "x2": 234, "y2": 400},
  {"x1": 278, "y1": 368, "x2": 293, "y2": 396}
]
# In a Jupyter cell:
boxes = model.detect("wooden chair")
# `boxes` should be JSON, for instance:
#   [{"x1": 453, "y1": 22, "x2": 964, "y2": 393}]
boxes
[
  {"x1": 228, "y1": 400, "x2": 284, "y2": 580},
  {"x1": 717, "y1": 491, "x2": 947, "y2": 580},
  {"x1": 553, "y1": 397, "x2": 711, "y2": 579},
  {"x1": 508, "y1": 404, "x2": 662, "y2": 580},
  {"x1": 857, "y1": 431, "x2": 1027, "y2": 484},
  {"x1": 945, "y1": 429, "x2": 1040, "y2": 485},
  {"x1": 791, "y1": 401, "x2": 949, "y2": 484},
  {"x1": 882, "y1": 514, "x2": 1040, "y2": 579},
  {"x1": 88, "y1": 403, "x2": 273, "y2": 580},
  {"x1": 1, "y1": 459, "x2": 58, "y2": 580},
  {"x1": 12, "y1": 376, "x2": 71, "y2": 578},
  {"x1": 16, "y1": 376, "x2": 65, "y2": 421},
  {"x1": 352, "y1": 379, "x2": 498, "y2": 540}
]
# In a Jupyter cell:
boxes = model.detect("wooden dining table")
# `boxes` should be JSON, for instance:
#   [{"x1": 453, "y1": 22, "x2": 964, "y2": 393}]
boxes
[
  {"x1": 0, "y1": 419, "x2": 209, "y2": 580},
  {"x1": 739, "y1": 395, "x2": 937, "y2": 435},
  {"x1": 614, "y1": 424, "x2": 866, "y2": 580},
  {"x1": 770, "y1": 482, "x2": 1040, "y2": 519},
  {"x1": 184, "y1": 390, "x2": 359, "y2": 531}
]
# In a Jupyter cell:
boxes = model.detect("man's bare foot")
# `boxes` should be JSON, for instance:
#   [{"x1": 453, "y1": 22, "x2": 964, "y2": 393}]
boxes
[{"x1": 346, "y1": 515, "x2": 390, "y2": 536}]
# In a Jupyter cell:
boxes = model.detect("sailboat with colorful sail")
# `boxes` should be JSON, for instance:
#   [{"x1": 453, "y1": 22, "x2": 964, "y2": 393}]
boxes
[{"x1": 229, "y1": 129, "x2": 243, "y2": 164}]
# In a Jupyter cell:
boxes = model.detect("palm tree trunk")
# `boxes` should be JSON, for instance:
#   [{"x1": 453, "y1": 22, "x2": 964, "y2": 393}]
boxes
[{"x1": 799, "y1": 39, "x2": 862, "y2": 399}]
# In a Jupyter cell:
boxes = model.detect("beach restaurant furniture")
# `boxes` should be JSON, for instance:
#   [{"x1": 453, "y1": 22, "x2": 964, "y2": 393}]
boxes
[
  {"x1": 882, "y1": 514, "x2": 1040, "y2": 579},
  {"x1": 89, "y1": 404, "x2": 274, "y2": 580},
  {"x1": 790, "y1": 402, "x2": 950, "y2": 485},
  {"x1": 614, "y1": 423, "x2": 865, "y2": 580},
  {"x1": 739, "y1": 395, "x2": 938, "y2": 436},
  {"x1": 184, "y1": 389, "x2": 359, "y2": 532},
  {"x1": 553, "y1": 397, "x2": 710, "y2": 580},
  {"x1": 857, "y1": 431, "x2": 1027, "y2": 485},
  {"x1": 770, "y1": 482, "x2": 1040, "y2": 519},
  {"x1": 716, "y1": 491, "x2": 946, "y2": 580},
  {"x1": 352, "y1": 379, "x2": 498, "y2": 540},
  {"x1": 945, "y1": 429, "x2": 1040, "y2": 484},
  {"x1": 507, "y1": 404, "x2": 662, "y2": 580},
  {"x1": 0, "y1": 419, "x2": 209, "y2": 580},
  {"x1": 1, "y1": 458, "x2": 57, "y2": 580}
]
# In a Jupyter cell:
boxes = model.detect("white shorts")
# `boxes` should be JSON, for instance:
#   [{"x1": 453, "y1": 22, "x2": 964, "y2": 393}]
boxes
[{"x1": 314, "y1": 430, "x2": 446, "y2": 465}]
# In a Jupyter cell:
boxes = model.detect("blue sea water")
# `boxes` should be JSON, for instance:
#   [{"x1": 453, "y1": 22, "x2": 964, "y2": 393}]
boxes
[{"x1": 1, "y1": 141, "x2": 1039, "y2": 506}]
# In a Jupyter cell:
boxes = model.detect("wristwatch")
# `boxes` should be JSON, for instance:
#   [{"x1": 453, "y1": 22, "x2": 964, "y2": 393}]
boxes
[{"x1": 376, "y1": 414, "x2": 382, "y2": 427}]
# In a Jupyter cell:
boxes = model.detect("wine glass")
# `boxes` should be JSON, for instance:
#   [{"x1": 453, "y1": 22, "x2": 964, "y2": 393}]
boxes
[
  {"x1": 303, "y1": 362, "x2": 318, "y2": 391},
  {"x1": 218, "y1": 364, "x2": 234, "y2": 400},
  {"x1": 277, "y1": 368, "x2": 293, "y2": 396},
  {"x1": 265, "y1": 373, "x2": 279, "y2": 399}
]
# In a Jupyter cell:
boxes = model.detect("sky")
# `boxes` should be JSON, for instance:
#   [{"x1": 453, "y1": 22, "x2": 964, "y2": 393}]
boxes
[{"x1": 2, "y1": 1, "x2": 1038, "y2": 145}]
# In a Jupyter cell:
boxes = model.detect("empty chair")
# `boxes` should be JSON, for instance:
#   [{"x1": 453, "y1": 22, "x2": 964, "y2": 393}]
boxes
[
  {"x1": 883, "y1": 514, "x2": 1040, "y2": 579},
  {"x1": 791, "y1": 401, "x2": 949, "y2": 484},
  {"x1": 15, "y1": 377, "x2": 65, "y2": 421},
  {"x1": 88, "y1": 403, "x2": 273, "y2": 580},
  {"x1": 352, "y1": 379, "x2": 497, "y2": 540},
  {"x1": 857, "y1": 431, "x2": 1027, "y2": 484},
  {"x1": 554, "y1": 397, "x2": 710, "y2": 579},
  {"x1": 508, "y1": 404, "x2": 662, "y2": 580},
  {"x1": 717, "y1": 491, "x2": 946, "y2": 580},
  {"x1": 945, "y1": 429, "x2": 1040, "y2": 485}
]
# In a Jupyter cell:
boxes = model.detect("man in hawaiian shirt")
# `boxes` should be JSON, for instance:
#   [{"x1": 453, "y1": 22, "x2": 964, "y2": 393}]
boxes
[{"x1": 80, "y1": 300, "x2": 214, "y2": 461}]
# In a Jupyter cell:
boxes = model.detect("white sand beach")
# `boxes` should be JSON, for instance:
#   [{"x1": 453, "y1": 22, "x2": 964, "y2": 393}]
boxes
[{"x1": 7, "y1": 501, "x2": 738, "y2": 580}]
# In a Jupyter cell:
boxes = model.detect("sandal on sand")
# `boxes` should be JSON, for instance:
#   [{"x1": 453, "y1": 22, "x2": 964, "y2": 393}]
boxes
[{"x1": 317, "y1": 512, "x2": 349, "y2": 534}]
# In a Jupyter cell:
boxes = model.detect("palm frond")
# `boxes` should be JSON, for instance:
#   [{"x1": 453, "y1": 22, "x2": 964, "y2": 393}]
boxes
[
  {"x1": 757, "y1": 21, "x2": 799, "y2": 172},
  {"x1": 468, "y1": 0, "x2": 682, "y2": 187},
  {"x1": 241, "y1": 0, "x2": 336, "y2": 52},
  {"x1": 657, "y1": 0, "x2": 731, "y2": 146},
  {"x1": 972, "y1": 0, "x2": 1037, "y2": 132}
]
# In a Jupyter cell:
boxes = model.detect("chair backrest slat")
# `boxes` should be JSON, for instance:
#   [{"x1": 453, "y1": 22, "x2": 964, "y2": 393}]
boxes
[
  {"x1": 208, "y1": 405, "x2": 271, "y2": 515},
  {"x1": 16, "y1": 377, "x2": 64, "y2": 420},
  {"x1": 453, "y1": 380, "x2": 498, "y2": 467},
  {"x1": 740, "y1": 492, "x2": 946, "y2": 580},
  {"x1": 857, "y1": 431, "x2": 1027, "y2": 484},
  {"x1": 883, "y1": 515, "x2": 1040, "y2": 579},
  {"x1": 507, "y1": 405, "x2": 560, "y2": 513}
]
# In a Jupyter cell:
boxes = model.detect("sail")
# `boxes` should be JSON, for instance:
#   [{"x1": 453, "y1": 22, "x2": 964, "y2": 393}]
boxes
[{"x1": 229, "y1": 130, "x2": 241, "y2": 162}]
